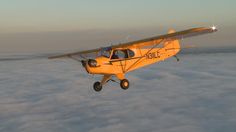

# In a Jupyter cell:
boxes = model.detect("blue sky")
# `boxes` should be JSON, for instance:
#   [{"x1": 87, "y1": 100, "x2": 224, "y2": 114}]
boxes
[{"x1": 0, "y1": 0, "x2": 235, "y2": 53}]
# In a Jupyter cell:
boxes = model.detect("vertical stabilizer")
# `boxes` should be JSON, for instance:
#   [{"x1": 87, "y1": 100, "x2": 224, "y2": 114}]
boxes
[{"x1": 168, "y1": 29, "x2": 176, "y2": 34}]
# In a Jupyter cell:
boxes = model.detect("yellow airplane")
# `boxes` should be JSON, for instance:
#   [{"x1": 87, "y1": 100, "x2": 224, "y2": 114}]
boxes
[{"x1": 49, "y1": 26, "x2": 217, "y2": 92}]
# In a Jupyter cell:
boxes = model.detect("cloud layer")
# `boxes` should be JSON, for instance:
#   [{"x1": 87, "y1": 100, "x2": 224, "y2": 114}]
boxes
[{"x1": 0, "y1": 52, "x2": 236, "y2": 132}]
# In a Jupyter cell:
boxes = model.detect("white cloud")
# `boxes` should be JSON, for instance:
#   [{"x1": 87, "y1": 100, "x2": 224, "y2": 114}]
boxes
[{"x1": 0, "y1": 52, "x2": 236, "y2": 132}]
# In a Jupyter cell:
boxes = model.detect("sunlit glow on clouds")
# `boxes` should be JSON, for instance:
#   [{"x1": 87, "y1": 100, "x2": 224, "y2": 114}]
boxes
[{"x1": 0, "y1": 52, "x2": 236, "y2": 132}]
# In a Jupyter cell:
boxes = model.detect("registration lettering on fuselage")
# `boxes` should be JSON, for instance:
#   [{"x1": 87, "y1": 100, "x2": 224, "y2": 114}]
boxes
[{"x1": 145, "y1": 51, "x2": 161, "y2": 59}]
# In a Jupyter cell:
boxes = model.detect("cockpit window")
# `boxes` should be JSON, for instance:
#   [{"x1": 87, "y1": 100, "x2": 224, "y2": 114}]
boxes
[
  {"x1": 100, "y1": 47, "x2": 112, "y2": 58},
  {"x1": 112, "y1": 50, "x2": 127, "y2": 59},
  {"x1": 111, "y1": 49, "x2": 134, "y2": 59},
  {"x1": 101, "y1": 50, "x2": 111, "y2": 58},
  {"x1": 127, "y1": 49, "x2": 135, "y2": 57}
]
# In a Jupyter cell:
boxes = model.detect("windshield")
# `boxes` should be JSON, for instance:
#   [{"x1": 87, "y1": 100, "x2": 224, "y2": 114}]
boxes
[{"x1": 100, "y1": 47, "x2": 112, "y2": 58}]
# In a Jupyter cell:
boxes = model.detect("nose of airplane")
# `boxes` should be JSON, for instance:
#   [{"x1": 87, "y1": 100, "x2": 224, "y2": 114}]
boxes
[{"x1": 88, "y1": 59, "x2": 97, "y2": 67}]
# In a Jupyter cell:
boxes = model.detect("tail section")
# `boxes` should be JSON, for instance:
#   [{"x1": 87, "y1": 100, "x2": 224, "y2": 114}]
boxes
[{"x1": 168, "y1": 29, "x2": 176, "y2": 34}]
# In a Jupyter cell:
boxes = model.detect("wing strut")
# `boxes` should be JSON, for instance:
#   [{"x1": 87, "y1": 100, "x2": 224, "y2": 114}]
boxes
[{"x1": 125, "y1": 39, "x2": 165, "y2": 72}]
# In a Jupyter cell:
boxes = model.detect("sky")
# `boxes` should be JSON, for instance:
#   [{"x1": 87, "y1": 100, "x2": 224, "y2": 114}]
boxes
[{"x1": 0, "y1": 0, "x2": 236, "y2": 53}]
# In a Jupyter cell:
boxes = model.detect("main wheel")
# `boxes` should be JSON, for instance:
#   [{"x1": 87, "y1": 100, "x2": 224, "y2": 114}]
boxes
[
  {"x1": 93, "y1": 82, "x2": 102, "y2": 92},
  {"x1": 120, "y1": 79, "x2": 130, "y2": 90}
]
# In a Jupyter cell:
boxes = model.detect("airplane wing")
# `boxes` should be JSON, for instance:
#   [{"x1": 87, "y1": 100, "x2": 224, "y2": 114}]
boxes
[
  {"x1": 49, "y1": 27, "x2": 217, "y2": 59},
  {"x1": 111, "y1": 27, "x2": 217, "y2": 48},
  {"x1": 48, "y1": 48, "x2": 101, "y2": 59}
]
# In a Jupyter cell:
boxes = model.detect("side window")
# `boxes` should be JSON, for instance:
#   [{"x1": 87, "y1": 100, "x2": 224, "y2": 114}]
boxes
[
  {"x1": 127, "y1": 49, "x2": 135, "y2": 57},
  {"x1": 111, "y1": 50, "x2": 128, "y2": 59},
  {"x1": 116, "y1": 50, "x2": 127, "y2": 59}
]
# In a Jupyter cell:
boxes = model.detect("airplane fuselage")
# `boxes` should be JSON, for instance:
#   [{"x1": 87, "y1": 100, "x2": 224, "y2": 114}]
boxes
[{"x1": 83, "y1": 39, "x2": 180, "y2": 77}]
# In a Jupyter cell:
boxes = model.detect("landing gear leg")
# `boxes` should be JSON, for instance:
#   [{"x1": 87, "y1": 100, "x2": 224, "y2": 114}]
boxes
[
  {"x1": 93, "y1": 75, "x2": 112, "y2": 92},
  {"x1": 115, "y1": 74, "x2": 130, "y2": 90},
  {"x1": 174, "y1": 55, "x2": 180, "y2": 62},
  {"x1": 120, "y1": 79, "x2": 130, "y2": 90}
]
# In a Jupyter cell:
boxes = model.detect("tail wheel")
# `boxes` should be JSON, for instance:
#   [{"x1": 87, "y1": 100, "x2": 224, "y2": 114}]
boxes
[
  {"x1": 93, "y1": 82, "x2": 102, "y2": 92},
  {"x1": 120, "y1": 79, "x2": 130, "y2": 90}
]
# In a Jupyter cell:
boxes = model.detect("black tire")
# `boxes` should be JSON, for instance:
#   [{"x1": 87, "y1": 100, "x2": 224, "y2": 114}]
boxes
[
  {"x1": 120, "y1": 79, "x2": 130, "y2": 90},
  {"x1": 93, "y1": 82, "x2": 102, "y2": 92}
]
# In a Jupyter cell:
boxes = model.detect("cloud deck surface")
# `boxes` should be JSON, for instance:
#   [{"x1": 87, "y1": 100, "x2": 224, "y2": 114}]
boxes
[{"x1": 0, "y1": 53, "x2": 236, "y2": 132}]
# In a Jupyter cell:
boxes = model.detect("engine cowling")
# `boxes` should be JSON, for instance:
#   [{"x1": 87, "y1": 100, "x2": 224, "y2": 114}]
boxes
[{"x1": 88, "y1": 59, "x2": 97, "y2": 67}]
